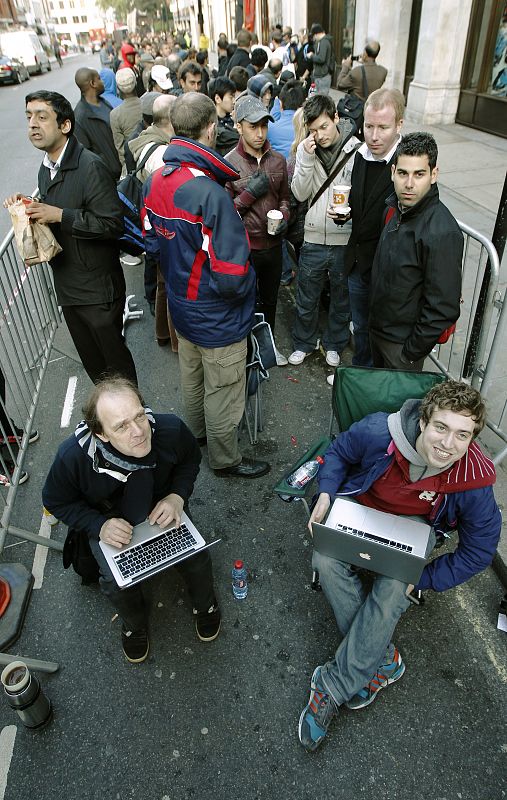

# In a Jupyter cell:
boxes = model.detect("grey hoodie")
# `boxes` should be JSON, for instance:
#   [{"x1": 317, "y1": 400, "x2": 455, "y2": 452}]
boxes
[{"x1": 387, "y1": 399, "x2": 451, "y2": 483}]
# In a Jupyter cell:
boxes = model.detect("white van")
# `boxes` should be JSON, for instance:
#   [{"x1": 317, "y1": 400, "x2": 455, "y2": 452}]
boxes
[{"x1": 0, "y1": 30, "x2": 51, "y2": 75}]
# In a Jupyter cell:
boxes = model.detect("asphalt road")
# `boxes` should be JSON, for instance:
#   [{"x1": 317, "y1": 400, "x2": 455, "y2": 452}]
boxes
[{"x1": 0, "y1": 56, "x2": 506, "y2": 800}]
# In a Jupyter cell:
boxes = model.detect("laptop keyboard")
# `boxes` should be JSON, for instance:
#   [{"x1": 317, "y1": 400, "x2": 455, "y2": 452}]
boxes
[
  {"x1": 338, "y1": 525, "x2": 413, "y2": 553},
  {"x1": 113, "y1": 523, "x2": 197, "y2": 579}
]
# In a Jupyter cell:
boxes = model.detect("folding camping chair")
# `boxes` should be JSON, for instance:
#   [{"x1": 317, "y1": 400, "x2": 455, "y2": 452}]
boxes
[
  {"x1": 274, "y1": 365, "x2": 446, "y2": 516},
  {"x1": 242, "y1": 313, "x2": 277, "y2": 445}
]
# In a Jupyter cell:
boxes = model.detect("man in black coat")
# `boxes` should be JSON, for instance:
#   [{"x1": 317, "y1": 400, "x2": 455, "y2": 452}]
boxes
[
  {"x1": 369, "y1": 132, "x2": 463, "y2": 371},
  {"x1": 5, "y1": 90, "x2": 136, "y2": 385},
  {"x1": 74, "y1": 67, "x2": 122, "y2": 180},
  {"x1": 43, "y1": 377, "x2": 221, "y2": 662},
  {"x1": 225, "y1": 28, "x2": 252, "y2": 75},
  {"x1": 340, "y1": 88, "x2": 405, "y2": 366}
]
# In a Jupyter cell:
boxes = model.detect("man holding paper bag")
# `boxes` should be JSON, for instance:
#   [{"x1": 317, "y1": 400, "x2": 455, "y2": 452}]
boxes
[{"x1": 3, "y1": 90, "x2": 137, "y2": 385}]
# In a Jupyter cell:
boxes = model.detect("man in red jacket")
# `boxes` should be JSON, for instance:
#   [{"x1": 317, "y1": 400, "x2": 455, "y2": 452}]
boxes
[{"x1": 226, "y1": 96, "x2": 290, "y2": 366}]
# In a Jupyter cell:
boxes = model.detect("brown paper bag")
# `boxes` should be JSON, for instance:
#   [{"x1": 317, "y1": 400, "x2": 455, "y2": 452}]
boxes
[{"x1": 8, "y1": 200, "x2": 62, "y2": 265}]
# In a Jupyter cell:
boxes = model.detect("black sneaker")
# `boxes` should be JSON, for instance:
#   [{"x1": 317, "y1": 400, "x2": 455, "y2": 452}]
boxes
[
  {"x1": 121, "y1": 624, "x2": 149, "y2": 663},
  {"x1": 0, "y1": 428, "x2": 39, "y2": 446},
  {"x1": 0, "y1": 462, "x2": 28, "y2": 487},
  {"x1": 194, "y1": 603, "x2": 221, "y2": 642}
]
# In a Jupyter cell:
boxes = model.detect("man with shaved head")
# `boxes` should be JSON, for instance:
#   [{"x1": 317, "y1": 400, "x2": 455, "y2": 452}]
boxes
[
  {"x1": 74, "y1": 67, "x2": 121, "y2": 179},
  {"x1": 338, "y1": 39, "x2": 387, "y2": 101}
]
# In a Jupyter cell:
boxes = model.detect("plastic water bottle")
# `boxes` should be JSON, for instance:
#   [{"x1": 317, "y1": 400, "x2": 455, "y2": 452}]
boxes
[
  {"x1": 308, "y1": 82, "x2": 317, "y2": 97},
  {"x1": 286, "y1": 456, "x2": 324, "y2": 489},
  {"x1": 232, "y1": 560, "x2": 248, "y2": 599}
]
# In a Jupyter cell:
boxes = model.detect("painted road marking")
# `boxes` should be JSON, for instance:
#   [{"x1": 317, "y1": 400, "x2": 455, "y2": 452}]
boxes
[
  {"x1": 60, "y1": 376, "x2": 77, "y2": 428},
  {"x1": 32, "y1": 515, "x2": 52, "y2": 590},
  {"x1": 0, "y1": 726, "x2": 17, "y2": 800}
]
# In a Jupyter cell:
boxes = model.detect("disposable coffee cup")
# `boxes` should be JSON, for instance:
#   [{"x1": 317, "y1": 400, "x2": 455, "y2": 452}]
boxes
[
  {"x1": 267, "y1": 209, "x2": 283, "y2": 235},
  {"x1": 332, "y1": 184, "x2": 351, "y2": 207}
]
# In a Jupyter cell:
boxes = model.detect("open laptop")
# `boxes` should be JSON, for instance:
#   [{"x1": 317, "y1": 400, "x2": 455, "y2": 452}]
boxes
[
  {"x1": 99, "y1": 511, "x2": 220, "y2": 589},
  {"x1": 312, "y1": 497, "x2": 431, "y2": 584}
]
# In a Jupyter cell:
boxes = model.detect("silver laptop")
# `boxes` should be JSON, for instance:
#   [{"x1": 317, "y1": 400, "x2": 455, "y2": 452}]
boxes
[
  {"x1": 99, "y1": 511, "x2": 220, "y2": 589},
  {"x1": 312, "y1": 497, "x2": 432, "y2": 584}
]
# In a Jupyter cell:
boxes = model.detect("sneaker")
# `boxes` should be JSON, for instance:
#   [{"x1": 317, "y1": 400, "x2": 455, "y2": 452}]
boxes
[
  {"x1": 275, "y1": 348, "x2": 288, "y2": 367},
  {"x1": 194, "y1": 602, "x2": 221, "y2": 642},
  {"x1": 120, "y1": 253, "x2": 143, "y2": 267},
  {"x1": 325, "y1": 350, "x2": 340, "y2": 367},
  {"x1": 298, "y1": 666, "x2": 337, "y2": 752},
  {"x1": 288, "y1": 340, "x2": 320, "y2": 366},
  {"x1": 345, "y1": 646, "x2": 405, "y2": 710},
  {"x1": 326, "y1": 374, "x2": 334, "y2": 386},
  {"x1": 0, "y1": 462, "x2": 28, "y2": 487},
  {"x1": 0, "y1": 428, "x2": 39, "y2": 446},
  {"x1": 121, "y1": 624, "x2": 149, "y2": 663}
]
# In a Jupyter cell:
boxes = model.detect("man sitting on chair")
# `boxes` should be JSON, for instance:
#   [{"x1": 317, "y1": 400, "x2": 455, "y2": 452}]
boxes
[{"x1": 298, "y1": 380, "x2": 501, "y2": 752}]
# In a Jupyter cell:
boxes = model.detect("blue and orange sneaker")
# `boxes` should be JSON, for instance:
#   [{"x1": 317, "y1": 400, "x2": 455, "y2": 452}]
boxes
[
  {"x1": 298, "y1": 666, "x2": 337, "y2": 751},
  {"x1": 346, "y1": 645, "x2": 405, "y2": 710}
]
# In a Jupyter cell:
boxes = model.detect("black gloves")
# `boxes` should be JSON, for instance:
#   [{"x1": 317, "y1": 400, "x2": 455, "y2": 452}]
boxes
[
  {"x1": 274, "y1": 218, "x2": 288, "y2": 236},
  {"x1": 246, "y1": 171, "x2": 270, "y2": 199}
]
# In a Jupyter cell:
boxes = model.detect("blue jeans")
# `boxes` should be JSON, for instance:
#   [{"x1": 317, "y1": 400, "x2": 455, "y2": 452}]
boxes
[
  {"x1": 292, "y1": 242, "x2": 350, "y2": 353},
  {"x1": 312, "y1": 549, "x2": 412, "y2": 706},
  {"x1": 348, "y1": 266, "x2": 373, "y2": 366}
]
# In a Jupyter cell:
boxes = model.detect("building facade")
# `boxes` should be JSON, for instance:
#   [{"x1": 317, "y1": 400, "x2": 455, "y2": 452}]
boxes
[{"x1": 181, "y1": 0, "x2": 505, "y2": 138}]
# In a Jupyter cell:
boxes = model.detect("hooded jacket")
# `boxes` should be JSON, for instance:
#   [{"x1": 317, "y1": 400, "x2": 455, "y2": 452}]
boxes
[
  {"x1": 42, "y1": 413, "x2": 201, "y2": 538},
  {"x1": 119, "y1": 42, "x2": 136, "y2": 70},
  {"x1": 292, "y1": 120, "x2": 360, "y2": 246},
  {"x1": 247, "y1": 74, "x2": 274, "y2": 101},
  {"x1": 369, "y1": 184, "x2": 463, "y2": 363},
  {"x1": 128, "y1": 124, "x2": 170, "y2": 182},
  {"x1": 317, "y1": 400, "x2": 501, "y2": 593},
  {"x1": 142, "y1": 137, "x2": 256, "y2": 348},
  {"x1": 99, "y1": 68, "x2": 122, "y2": 108}
]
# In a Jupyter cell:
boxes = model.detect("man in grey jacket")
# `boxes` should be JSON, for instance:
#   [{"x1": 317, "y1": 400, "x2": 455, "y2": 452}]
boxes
[
  {"x1": 307, "y1": 24, "x2": 334, "y2": 95},
  {"x1": 289, "y1": 94, "x2": 360, "y2": 370}
]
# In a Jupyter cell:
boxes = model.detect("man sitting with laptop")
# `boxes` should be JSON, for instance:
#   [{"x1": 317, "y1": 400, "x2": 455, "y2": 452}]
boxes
[
  {"x1": 43, "y1": 376, "x2": 221, "y2": 663},
  {"x1": 298, "y1": 380, "x2": 501, "y2": 752}
]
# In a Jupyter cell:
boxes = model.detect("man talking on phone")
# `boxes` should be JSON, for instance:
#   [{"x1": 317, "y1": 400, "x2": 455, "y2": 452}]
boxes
[{"x1": 288, "y1": 94, "x2": 360, "y2": 370}]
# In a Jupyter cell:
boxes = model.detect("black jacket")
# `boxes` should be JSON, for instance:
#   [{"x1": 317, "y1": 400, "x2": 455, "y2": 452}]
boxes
[
  {"x1": 369, "y1": 184, "x2": 463, "y2": 363},
  {"x1": 42, "y1": 414, "x2": 201, "y2": 538},
  {"x1": 74, "y1": 97, "x2": 122, "y2": 180},
  {"x1": 215, "y1": 113, "x2": 240, "y2": 157},
  {"x1": 344, "y1": 149, "x2": 396, "y2": 276},
  {"x1": 37, "y1": 134, "x2": 125, "y2": 306},
  {"x1": 225, "y1": 47, "x2": 251, "y2": 75}
]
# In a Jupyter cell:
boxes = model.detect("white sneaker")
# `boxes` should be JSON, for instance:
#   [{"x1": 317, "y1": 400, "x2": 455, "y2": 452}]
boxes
[
  {"x1": 288, "y1": 350, "x2": 308, "y2": 365},
  {"x1": 326, "y1": 374, "x2": 334, "y2": 386},
  {"x1": 275, "y1": 348, "x2": 288, "y2": 367},
  {"x1": 325, "y1": 350, "x2": 340, "y2": 367}
]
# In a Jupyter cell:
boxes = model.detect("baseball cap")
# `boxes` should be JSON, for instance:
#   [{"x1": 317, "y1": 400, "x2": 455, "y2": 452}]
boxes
[
  {"x1": 115, "y1": 67, "x2": 137, "y2": 92},
  {"x1": 235, "y1": 95, "x2": 274, "y2": 123},
  {"x1": 140, "y1": 91, "x2": 160, "y2": 116},
  {"x1": 151, "y1": 64, "x2": 173, "y2": 90}
]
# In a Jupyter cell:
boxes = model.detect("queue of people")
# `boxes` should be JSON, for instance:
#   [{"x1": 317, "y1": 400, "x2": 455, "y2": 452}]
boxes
[{"x1": 0, "y1": 21, "x2": 501, "y2": 759}]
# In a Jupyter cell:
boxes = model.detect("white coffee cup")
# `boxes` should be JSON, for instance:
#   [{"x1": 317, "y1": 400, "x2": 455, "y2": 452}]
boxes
[
  {"x1": 267, "y1": 209, "x2": 283, "y2": 235},
  {"x1": 332, "y1": 184, "x2": 351, "y2": 207}
]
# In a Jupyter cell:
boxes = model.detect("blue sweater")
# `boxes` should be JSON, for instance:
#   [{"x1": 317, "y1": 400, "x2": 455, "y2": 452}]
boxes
[{"x1": 268, "y1": 109, "x2": 296, "y2": 159}]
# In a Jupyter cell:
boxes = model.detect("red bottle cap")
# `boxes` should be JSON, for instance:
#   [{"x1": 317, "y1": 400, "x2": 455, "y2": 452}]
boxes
[
  {"x1": 316, "y1": 456, "x2": 324, "y2": 464},
  {"x1": 234, "y1": 560, "x2": 244, "y2": 569}
]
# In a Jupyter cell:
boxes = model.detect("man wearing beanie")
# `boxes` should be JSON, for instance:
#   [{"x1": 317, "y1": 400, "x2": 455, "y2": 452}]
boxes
[{"x1": 110, "y1": 68, "x2": 142, "y2": 171}]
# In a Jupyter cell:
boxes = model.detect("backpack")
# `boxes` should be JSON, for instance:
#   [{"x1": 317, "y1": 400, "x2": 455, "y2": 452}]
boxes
[
  {"x1": 116, "y1": 143, "x2": 160, "y2": 256},
  {"x1": 336, "y1": 67, "x2": 370, "y2": 136}
]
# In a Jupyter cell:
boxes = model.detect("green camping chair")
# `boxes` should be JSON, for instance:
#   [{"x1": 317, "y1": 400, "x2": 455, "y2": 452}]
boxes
[{"x1": 274, "y1": 365, "x2": 446, "y2": 516}]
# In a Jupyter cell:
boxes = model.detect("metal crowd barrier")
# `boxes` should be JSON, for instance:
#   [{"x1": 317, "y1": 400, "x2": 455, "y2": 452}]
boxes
[
  {"x1": 0, "y1": 227, "x2": 63, "y2": 556},
  {"x1": 428, "y1": 220, "x2": 505, "y2": 464}
]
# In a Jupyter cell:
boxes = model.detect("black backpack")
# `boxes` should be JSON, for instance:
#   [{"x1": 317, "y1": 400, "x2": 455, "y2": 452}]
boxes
[
  {"x1": 116, "y1": 143, "x2": 160, "y2": 256},
  {"x1": 62, "y1": 528, "x2": 100, "y2": 585},
  {"x1": 336, "y1": 66, "x2": 370, "y2": 137}
]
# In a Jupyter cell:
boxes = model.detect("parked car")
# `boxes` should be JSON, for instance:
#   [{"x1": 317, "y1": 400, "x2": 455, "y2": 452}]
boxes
[
  {"x1": 0, "y1": 30, "x2": 51, "y2": 75},
  {"x1": 0, "y1": 54, "x2": 30, "y2": 84}
]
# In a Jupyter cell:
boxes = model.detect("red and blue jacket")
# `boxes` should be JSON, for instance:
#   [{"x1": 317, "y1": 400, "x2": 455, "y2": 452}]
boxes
[
  {"x1": 142, "y1": 137, "x2": 256, "y2": 348},
  {"x1": 317, "y1": 411, "x2": 502, "y2": 593}
]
